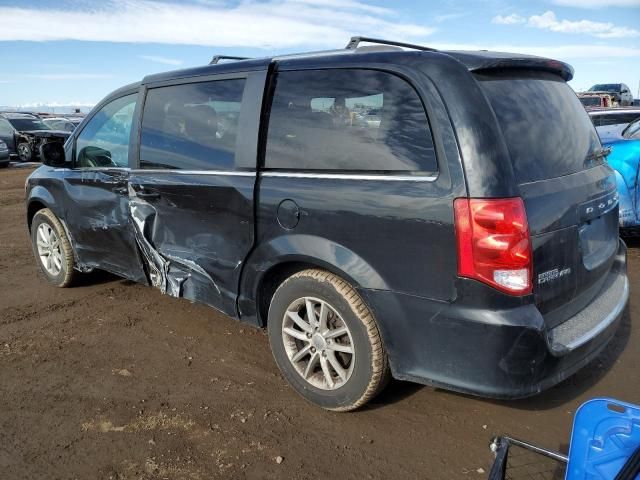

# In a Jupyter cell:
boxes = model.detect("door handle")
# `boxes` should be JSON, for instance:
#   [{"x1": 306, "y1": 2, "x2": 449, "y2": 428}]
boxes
[
  {"x1": 136, "y1": 190, "x2": 160, "y2": 200},
  {"x1": 130, "y1": 185, "x2": 161, "y2": 200}
]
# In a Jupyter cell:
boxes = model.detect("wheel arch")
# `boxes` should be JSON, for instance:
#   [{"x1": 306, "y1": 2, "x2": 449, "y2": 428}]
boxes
[
  {"x1": 239, "y1": 234, "x2": 388, "y2": 327},
  {"x1": 26, "y1": 187, "x2": 58, "y2": 232}
]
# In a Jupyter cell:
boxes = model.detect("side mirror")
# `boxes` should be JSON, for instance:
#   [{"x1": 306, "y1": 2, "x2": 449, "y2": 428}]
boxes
[
  {"x1": 78, "y1": 146, "x2": 115, "y2": 167},
  {"x1": 39, "y1": 142, "x2": 66, "y2": 167}
]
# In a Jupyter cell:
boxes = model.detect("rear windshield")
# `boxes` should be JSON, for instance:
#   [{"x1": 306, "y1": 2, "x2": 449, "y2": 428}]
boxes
[
  {"x1": 579, "y1": 97, "x2": 601, "y2": 107},
  {"x1": 7, "y1": 118, "x2": 50, "y2": 131},
  {"x1": 590, "y1": 84, "x2": 620, "y2": 92},
  {"x1": 478, "y1": 72, "x2": 602, "y2": 183}
]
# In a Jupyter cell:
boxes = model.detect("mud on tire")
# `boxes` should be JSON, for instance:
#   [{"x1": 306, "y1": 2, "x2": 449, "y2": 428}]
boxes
[
  {"x1": 30, "y1": 208, "x2": 76, "y2": 287},
  {"x1": 267, "y1": 269, "x2": 390, "y2": 411}
]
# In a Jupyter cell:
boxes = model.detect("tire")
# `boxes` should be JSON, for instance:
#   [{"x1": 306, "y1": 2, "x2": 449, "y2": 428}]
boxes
[
  {"x1": 17, "y1": 143, "x2": 32, "y2": 162},
  {"x1": 267, "y1": 269, "x2": 390, "y2": 411},
  {"x1": 0, "y1": 161, "x2": 8, "y2": 168},
  {"x1": 30, "y1": 208, "x2": 76, "y2": 287}
]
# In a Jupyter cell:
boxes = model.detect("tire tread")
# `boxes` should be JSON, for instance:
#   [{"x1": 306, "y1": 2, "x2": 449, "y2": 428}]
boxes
[
  {"x1": 32, "y1": 208, "x2": 75, "y2": 287},
  {"x1": 274, "y1": 268, "x2": 390, "y2": 411}
]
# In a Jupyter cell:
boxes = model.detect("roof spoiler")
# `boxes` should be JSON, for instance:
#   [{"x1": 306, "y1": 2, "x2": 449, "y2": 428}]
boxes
[{"x1": 467, "y1": 56, "x2": 574, "y2": 81}]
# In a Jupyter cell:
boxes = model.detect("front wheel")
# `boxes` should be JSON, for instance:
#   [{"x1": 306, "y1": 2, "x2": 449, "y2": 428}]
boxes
[
  {"x1": 267, "y1": 269, "x2": 390, "y2": 411},
  {"x1": 30, "y1": 208, "x2": 76, "y2": 287},
  {"x1": 17, "y1": 143, "x2": 33, "y2": 162}
]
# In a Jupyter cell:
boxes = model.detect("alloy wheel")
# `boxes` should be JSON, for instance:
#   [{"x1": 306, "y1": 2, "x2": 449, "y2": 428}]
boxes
[
  {"x1": 17, "y1": 144, "x2": 31, "y2": 162},
  {"x1": 281, "y1": 296, "x2": 355, "y2": 390},
  {"x1": 36, "y1": 223, "x2": 63, "y2": 276}
]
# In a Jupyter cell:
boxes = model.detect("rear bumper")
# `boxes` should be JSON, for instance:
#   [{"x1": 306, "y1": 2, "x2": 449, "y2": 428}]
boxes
[{"x1": 362, "y1": 240, "x2": 628, "y2": 399}]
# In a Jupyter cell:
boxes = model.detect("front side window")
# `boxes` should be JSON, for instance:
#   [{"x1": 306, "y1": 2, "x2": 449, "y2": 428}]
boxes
[
  {"x1": 139, "y1": 79, "x2": 246, "y2": 170},
  {"x1": 265, "y1": 69, "x2": 437, "y2": 174},
  {"x1": 75, "y1": 94, "x2": 137, "y2": 168}
]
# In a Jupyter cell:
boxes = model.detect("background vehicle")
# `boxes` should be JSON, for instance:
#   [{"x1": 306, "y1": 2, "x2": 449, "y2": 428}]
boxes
[
  {"x1": 598, "y1": 117, "x2": 640, "y2": 233},
  {"x1": 589, "y1": 107, "x2": 640, "y2": 147},
  {"x1": 589, "y1": 107, "x2": 640, "y2": 127},
  {"x1": 26, "y1": 37, "x2": 628, "y2": 411},
  {"x1": 0, "y1": 140, "x2": 9, "y2": 168},
  {"x1": 588, "y1": 83, "x2": 634, "y2": 106},
  {"x1": 0, "y1": 113, "x2": 71, "y2": 161},
  {"x1": 42, "y1": 117, "x2": 82, "y2": 132},
  {"x1": 577, "y1": 92, "x2": 613, "y2": 108}
]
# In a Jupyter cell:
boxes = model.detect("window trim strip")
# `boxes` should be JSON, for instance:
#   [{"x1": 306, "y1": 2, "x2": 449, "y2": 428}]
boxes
[
  {"x1": 59, "y1": 167, "x2": 437, "y2": 181},
  {"x1": 260, "y1": 171, "x2": 437, "y2": 182},
  {"x1": 130, "y1": 169, "x2": 256, "y2": 176}
]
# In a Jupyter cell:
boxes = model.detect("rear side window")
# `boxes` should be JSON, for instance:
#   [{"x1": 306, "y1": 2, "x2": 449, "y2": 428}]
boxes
[
  {"x1": 265, "y1": 69, "x2": 437, "y2": 174},
  {"x1": 479, "y1": 72, "x2": 601, "y2": 183},
  {"x1": 140, "y1": 79, "x2": 246, "y2": 170}
]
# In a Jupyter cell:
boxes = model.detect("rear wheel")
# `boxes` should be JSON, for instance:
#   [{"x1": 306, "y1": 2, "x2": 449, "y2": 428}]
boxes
[
  {"x1": 30, "y1": 208, "x2": 76, "y2": 287},
  {"x1": 17, "y1": 143, "x2": 32, "y2": 162},
  {"x1": 267, "y1": 269, "x2": 390, "y2": 411}
]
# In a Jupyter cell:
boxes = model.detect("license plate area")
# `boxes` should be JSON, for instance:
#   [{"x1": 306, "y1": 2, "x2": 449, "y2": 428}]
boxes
[{"x1": 578, "y1": 206, "x2": 618, "y2": 271}]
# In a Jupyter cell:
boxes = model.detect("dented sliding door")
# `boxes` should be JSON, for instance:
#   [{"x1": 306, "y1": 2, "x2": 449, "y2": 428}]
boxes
[
  {"x1": 127, "y1": 171, "x2": 256, "y2": 316},
  {"x1": 128, "y1": 71, "x2": 265, "y2": 317}
]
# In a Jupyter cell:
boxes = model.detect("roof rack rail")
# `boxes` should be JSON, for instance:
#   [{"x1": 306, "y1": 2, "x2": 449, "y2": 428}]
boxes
[
  {"x1": 209, "y1": 55, "x2": 251, "y2": 65},
  {"x1": 345, "y1": 36, "x2": 437, "y2": 52}
]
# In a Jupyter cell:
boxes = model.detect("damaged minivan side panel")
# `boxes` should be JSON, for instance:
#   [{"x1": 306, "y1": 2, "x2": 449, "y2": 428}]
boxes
[
  {"x1": 125, "y1": 72, "x2": 264, "y2": 317},
  {"x1": 127, "y1": 173, "x2": 257, "y2": 315},
  {"x1": 61, "y1": 168, "x2": 147, "y2": 282}
]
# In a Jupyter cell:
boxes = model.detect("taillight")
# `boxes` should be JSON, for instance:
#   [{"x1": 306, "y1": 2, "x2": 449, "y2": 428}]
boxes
[{"x1": 454, "y1": 197, "x2": 532, "y2": 295}]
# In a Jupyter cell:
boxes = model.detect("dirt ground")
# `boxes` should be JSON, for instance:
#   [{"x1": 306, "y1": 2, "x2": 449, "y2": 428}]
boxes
[{"x1": 1, "y1": 166, "x2": 638, "y2": 480}]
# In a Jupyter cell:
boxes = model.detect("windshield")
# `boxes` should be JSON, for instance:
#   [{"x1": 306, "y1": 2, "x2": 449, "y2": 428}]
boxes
[
  {"x1": 590, "y1": 84, "x2": 620, "y2": 92},
  {"x1": 579, "y1": 97, "x2": 601, "y2": 107},
  {"x1": 478, "y1": 72, "x2": 602, "y2": 183},
  {"x1": 7, "y1": 118, "x2": 51, "y2": 131}
]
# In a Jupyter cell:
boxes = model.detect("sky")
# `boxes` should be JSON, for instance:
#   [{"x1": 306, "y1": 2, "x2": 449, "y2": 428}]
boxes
[{"x1": 0, "y1": 0, "x2": 639, "y2": 109}]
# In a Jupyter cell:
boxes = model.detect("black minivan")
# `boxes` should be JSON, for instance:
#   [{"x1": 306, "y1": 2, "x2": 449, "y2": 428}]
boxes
[{"x1": 26, "y1": 38, "x2": 628, "y2": 411}]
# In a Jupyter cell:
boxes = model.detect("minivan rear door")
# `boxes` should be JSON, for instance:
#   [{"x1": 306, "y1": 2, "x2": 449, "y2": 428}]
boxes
[
  {"x1": 477, "y1": 71, "x2": 619, "y2": 324},
  {"x1": 127, "y1": 71, "x2": 265, "y2": 317}
]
